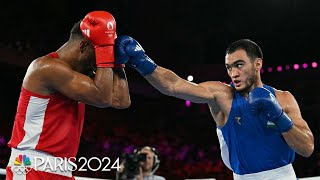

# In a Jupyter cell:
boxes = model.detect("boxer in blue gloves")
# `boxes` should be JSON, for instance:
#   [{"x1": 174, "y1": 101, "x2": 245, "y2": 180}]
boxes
[{"x1": 115, "y1": 36, "x2": 314, "y2": 180}]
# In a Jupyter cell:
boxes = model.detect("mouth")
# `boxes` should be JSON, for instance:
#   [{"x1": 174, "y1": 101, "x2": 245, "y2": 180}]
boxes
[{"x1": 233, "y1": 80, "x2": 241, "y2": 87}]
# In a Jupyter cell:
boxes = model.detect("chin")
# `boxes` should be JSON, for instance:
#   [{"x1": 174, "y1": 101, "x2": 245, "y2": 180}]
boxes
[
  {"x1": 234, "y1": 84, "x2": 243, "y2": 90},
  {"x1": 236, "y1": 85, "x2": 250, "y2": 94},
  {"x1": 235, "y1": 87, "x2": 243, "y2": 92}
]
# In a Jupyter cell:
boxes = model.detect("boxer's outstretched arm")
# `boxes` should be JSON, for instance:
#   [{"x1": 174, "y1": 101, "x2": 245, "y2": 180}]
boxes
[
  {"x1": 111, "y1": 68, "x2": 131, "y2": 109},
  {"x1": 278, "y1": 91, "x2": 314, "y2": 157},
  {"x1": 115, "y1": 36, "x2": 227, "y2": 104},
  {"x1": 145, "y1": 66, "x2": 225, "y2": 103}
]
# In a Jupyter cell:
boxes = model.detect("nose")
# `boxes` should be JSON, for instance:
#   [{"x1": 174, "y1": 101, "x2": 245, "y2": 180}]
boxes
[{"x1": 230, "y1": 67, "x2": 239, "y2": 78}]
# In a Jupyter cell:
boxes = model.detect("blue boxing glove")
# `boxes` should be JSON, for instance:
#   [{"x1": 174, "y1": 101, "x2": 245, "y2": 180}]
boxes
[
  {"x1": 115, "y1": 35, "x2": 157, "y2": 76},
  {"x1": 248, "y1": 87, "x2": 294, "y2": 133}
]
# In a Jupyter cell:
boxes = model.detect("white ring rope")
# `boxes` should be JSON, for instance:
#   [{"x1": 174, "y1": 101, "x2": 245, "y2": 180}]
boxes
[
  {"x1": 0, "y1": 167, "x2": 109, "y2": 180},
  {"x1": 0, "y1": 168, "x2": 320, "y2": 180}
]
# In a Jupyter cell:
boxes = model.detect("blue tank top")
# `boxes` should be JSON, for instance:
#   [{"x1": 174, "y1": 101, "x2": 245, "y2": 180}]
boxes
[{"x1": 217, "y1": 84, "x2": 295, "y2": 175}]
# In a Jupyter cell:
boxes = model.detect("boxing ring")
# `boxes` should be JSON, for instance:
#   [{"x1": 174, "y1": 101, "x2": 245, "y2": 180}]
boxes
[{"x1": 0, "y1": 168, "x2": 320, "y2": 180}]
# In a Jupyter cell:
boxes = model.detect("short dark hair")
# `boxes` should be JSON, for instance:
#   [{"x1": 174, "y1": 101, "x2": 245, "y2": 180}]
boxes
[
  {"x1": 226, "y1": 39, "x2": 263, "y2": 61},
  {"x1": 69, "y1": 19, "x2": 84, "y2": 40}
]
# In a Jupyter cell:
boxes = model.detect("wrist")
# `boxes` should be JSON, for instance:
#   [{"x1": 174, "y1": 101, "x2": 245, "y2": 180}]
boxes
[
  {"x1": 114, "y1": 64, "x2": 125, "y2": 68},
  {"x1": 131, "y1": 55, "x2": 157, "y2": 76},
  {"x1": 95, "y1": 46, "x2": 115, "y2": 68},
  {"x1": 274, "y1": 112, "x2": 294, "y2": 133}
]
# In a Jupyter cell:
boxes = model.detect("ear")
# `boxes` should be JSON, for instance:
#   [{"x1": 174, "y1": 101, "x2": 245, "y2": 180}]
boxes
[{"x1": 255, "y1": 58, "x2": 263, "y2": 70}]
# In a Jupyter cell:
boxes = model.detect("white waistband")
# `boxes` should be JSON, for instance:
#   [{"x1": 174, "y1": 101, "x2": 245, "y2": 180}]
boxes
[
  {"x1": 233, "y1": 164, "x2": 296, "y2": 180},
  {"x1": 7, "y1": 148, "x2": 73, "y2": 177}
]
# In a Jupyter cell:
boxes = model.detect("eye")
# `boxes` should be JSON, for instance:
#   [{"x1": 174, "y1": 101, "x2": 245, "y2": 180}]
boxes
[{"x1": 236, "y1": 63, "x2": 244, "y2": 68}]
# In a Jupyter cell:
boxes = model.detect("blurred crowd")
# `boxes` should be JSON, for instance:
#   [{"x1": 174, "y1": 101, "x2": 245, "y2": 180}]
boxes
[{"x1": 1, "y1": 121, "x2": 319, "y2": 180}]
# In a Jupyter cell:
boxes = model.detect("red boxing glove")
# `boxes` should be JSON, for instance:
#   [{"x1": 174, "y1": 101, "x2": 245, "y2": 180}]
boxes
[{"x1": 80, "y1": 11, "x2": 117, "y2": 68}]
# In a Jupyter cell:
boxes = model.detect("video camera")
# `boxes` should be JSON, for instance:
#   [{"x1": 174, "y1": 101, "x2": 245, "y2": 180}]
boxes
[{"x1": 122, "y1": 152, "x2": 147, "y2": 178}]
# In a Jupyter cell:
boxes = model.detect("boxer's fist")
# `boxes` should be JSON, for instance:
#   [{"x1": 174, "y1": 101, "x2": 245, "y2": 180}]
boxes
[
  {"x1": 81, "y1": 11, "x2": 116, "y2": 67},
  {"x1": 80, "y1": 11, "x2": 116, "y2": 46},
  {"x1": 115, "y1": 35, "x2": 157, "y2": 75},
  {"x1": 248, "y1": 87, "x2": 293, "y2": 133}
]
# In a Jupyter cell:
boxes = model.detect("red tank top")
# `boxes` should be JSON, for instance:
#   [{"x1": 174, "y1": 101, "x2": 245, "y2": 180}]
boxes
[{"x1": 7, "y1": 52, "x2": 85, "y2": 158}]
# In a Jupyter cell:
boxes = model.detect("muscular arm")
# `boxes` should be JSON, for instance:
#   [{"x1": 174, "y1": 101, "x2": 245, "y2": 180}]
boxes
[
  {"x1": 39, "y1": 59, "x2": 114, "y2": 108},
  {"x1": 278, "y1": 91, "x2": 314, "y2": 157},
  {"x1": 115, "y1": 36, "x2": 225, "y2": 104},
  {"x1": 144, "y1": 66, "x2": 223, "y2": 103},
  {"x1": 111, "y1": 68, "x2": 131, "y2": 109}
]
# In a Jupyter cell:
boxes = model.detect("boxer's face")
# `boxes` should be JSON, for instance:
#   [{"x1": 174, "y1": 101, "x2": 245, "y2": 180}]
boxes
[
  {"x1": 225, "y1": 49, "x2": 258, "y2": 93},
  {"x1": 79, "y1": 40, "x2": 96, "y2": 73}
]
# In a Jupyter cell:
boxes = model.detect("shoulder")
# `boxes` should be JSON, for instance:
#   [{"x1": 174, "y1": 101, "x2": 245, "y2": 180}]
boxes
[
  {"x1": 274, "y1": 88, "x2": 298, "y2": 111},
  {"x1": 199, "y1": 81, "x2": 234, "y2": 100},
  {"x1": 23, "y1": 55, "x2": 75, "y2": 93},
  {"x1": 199, "y1": 81, "x2": 233, "y2": 93},
  {"x1": 274, "y1": 88, "x2": 294, "y2": 100},
  {"x1": 30, "y1": 55, "x2": 75, "y2": 81},
  {"x1": 26, "y1": 55, "x2": 71, "y2": 76},
  {"x1": 36, "y1": 55, "x2": 71, "y2": 71}
]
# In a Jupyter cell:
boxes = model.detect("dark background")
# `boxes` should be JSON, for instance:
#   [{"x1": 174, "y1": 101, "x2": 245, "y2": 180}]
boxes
[
  {"x1": 2, "y1": 0, "x2": 320, "y2": 66},
  {"x1": 0, "y1": 0, "x2": 319, "y2": 179}
]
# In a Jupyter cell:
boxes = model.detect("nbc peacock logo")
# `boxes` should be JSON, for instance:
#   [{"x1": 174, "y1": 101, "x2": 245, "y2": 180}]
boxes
[{"x1": 12, "y1": 155, "x2": 32, "y2": 175}]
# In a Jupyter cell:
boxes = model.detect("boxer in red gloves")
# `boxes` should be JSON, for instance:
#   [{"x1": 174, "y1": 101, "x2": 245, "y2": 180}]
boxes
[{"x1": 6, "y1": 11, "x2": 130, "y2": 180}]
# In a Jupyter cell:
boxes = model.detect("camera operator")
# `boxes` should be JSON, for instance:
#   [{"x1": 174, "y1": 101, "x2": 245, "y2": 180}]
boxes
[{"x1": 117, "y1": 146, "x2": 165, "y2": 180}]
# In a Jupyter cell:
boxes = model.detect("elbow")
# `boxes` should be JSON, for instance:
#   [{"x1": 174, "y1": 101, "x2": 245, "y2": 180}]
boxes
[
  {"x1": 302, "y1": 143, "x2": 314, "y2": 157},
  {"x1": 112, "y1": 98, "x2": 131, "y2": 109},
  {"x1": 96, "y1": 96, "x2": 113, "y2": 108},
  {"x1": 124, "y1": 99, "x2": 131, "y2": 108},
  {"x1": 118, "y1": 99, "x2": 131, "y2": 109},
  {"x1": 302, "y1": 133, "x2": 315, "y2": 157},
  {"x1": 161, "y1": 85, "x2": 176, "y2": 97},
  {"x1": 298, "y1": 142, "x2": 314, "y2": 157},
  {"x1": 97, "y1": 101, "x2": 112, "y2": 108}
]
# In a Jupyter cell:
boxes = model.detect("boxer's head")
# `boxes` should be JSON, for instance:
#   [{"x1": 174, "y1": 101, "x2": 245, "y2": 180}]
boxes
[
  {"x1": 69, "y1": 19, "x2": 96, "y2": 73},
  {"x1": 225, "y1": 39, "x2": 263, "y2": 93}
]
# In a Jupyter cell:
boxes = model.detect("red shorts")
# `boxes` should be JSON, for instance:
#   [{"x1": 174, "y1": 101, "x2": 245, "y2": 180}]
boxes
[{"x1": 6, "y1": 166, "x2": 75, "y2": 180}]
